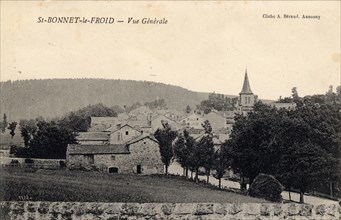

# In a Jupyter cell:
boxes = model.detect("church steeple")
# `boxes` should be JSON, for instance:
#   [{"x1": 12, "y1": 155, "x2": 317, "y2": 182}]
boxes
[
  {"x1": 238, "y1": 69, "x2": 256, "y2": 112},
  {"x1": 240, "y1": 69, "x2": 253, "y2": 94}
]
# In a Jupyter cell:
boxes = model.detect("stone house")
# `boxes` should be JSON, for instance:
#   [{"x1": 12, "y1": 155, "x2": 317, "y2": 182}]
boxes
[
  {"x1": 151, "y1": 114, "x2": 178, "y2": 132},
  {"x1": 203, "y1": 110, "x2": 228, "y2": 131},
  {"x1": 67, "y1": 135, "x2": 163, "y2": 174},
  {"x1": 108, "y1": 124, "x2": 142, "y2": 145},
  {"x1": 179, "y1": 113, "x2": 204, "y2": 129}
]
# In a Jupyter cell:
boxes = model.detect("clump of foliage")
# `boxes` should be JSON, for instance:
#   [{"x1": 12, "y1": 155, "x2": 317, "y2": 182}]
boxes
[
  {"x1": 0, "y1": 113, "x2": 8, "y2": 133},
  {"x1": 58, "y1": 103, "x2": 118, "y2": 132},
  {"x1": 197, "y1": 92, "x2": 238, "y2": 113},
  {"x1": 249, "y1": 173, "x2": 283, "y2": 202},
  {"x1": 7, "y1": 121, "x2": 17, "y2": 139},
  {"x1": 11, "y1": 119, "x2": 77, "y2": 159},
  {"x1": 154, "y1": 122, "x2": 177, "y2": 175}
]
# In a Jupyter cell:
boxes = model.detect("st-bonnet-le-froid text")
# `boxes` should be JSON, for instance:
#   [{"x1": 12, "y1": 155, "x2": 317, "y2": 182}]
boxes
[{"x1": 36, "y1": 17, "x2": 168, "y2": 24}]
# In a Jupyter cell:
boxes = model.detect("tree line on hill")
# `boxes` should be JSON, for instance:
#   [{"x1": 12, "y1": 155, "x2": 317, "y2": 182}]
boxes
[
  {"x1": 197, "y1": 92, "x2": 239, "y2": 114},
  {"x1": 155, "y1": 86, "x2": 341, "y2": 203},
  {"x1": 0, "y1": 79, "x2": 208, "y2": 121}
]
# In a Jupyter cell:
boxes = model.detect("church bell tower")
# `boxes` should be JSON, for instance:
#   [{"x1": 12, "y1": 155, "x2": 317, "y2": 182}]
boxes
[{"x1": 238, "y1": 69, "x2": 256, "y2": 112}]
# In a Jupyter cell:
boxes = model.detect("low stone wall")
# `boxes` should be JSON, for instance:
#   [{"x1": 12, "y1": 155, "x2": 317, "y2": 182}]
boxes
[
  {"x1": 0, "y1": 157, "x2": 65, "y2": 169},
  {"x1": 1, "y1": 202, "x2": 340, "y2": 219}
]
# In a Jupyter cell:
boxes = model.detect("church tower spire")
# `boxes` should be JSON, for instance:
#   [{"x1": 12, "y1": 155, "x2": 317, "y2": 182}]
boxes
[
  {"x1": 238, "y1": 69, "x2": 256, "y2": 112},
  {"x1": 240, "y1": 69, "x2": 253, "y2": 95}
]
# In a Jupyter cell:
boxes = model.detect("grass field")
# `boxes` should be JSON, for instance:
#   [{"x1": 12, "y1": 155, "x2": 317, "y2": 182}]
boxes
[{"x1": 1, "y1": 167, "x2": 266, "y2": 203}]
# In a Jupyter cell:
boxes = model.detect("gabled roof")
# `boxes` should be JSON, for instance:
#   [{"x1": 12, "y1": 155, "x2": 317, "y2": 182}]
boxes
[
  {"x1": 125, "y1": 134, "x2": 158, "y2": 145},
  {"x1": 240, "y1": 70, "x2": 253, "y2": 94},
  {"x1": 126, "y1": 118, "x2": 150, "y2": 128},
  {"x1": 76, "y1": 132, "x2": 109, "y2": 141},
  {"x1": 151, "y1": 114, "x2": 176, "y2": 122},
  {"x1": 67, "y1": 144, "x2": 130, "y2": 155},
  {"x1": 108, "y1": 124, "x2": 141, "y2": 134}
]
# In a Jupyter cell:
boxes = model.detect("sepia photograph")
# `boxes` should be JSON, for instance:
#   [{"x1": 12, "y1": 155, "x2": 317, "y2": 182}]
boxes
[{"x1": 0, "y1": 0, "x2": 340, "y2": 219}]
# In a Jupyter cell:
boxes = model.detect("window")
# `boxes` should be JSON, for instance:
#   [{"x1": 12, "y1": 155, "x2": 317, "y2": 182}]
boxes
[
  {"x1": 117, "y1": 132, "x2": 120, "y2": 141},
  {"x1": 137, "y1": 165, "x2": 142, "y2": 174},
  {"x1": 143, "y1": 141, "x2": 146, "y2": 144},
  {"x1": 125, "y1": 131, "x2": 129, "y2": 135},
  {"x1": 111, "y1": 155, "x2": 116, "y2": 161}
]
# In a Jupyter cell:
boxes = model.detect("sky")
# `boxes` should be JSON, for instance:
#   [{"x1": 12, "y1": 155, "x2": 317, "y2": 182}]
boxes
[{"x1": 1, "y1": 1, "x2": 340, "y2": 100}]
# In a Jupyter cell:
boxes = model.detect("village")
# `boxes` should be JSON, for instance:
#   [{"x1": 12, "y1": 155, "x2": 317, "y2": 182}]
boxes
[
  {"x1": 66, "y1": 71, "x2": 292, "y2": 174},
  {"x1": 0, "y1": 71, "x2": 340, "y2": 220}
]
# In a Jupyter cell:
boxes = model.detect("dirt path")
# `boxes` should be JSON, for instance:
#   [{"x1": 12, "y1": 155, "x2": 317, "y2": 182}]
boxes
[{"x1": 168, "y1": 162, "x2": 339, "y2": 205}]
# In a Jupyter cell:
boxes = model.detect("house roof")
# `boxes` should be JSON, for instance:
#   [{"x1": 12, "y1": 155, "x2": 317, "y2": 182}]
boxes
[
  {"x1": 90, "y1": 117, "x2": 118, "y2": 125},
  {"x1": 126, "y1": 118, "x2": 150, "y2": 128},
  {"x1": 67, "y1": 144, "x2": 130, "y2": 155},
  {"x1": 108, "y1": 124, "x2": 141, "y2": 134},
  {"x1": 151, "y1": 114, "x2": 176, "y2": 122},
  {"x1": 240, "y1": 70, "x2": 253, "y2": 94},
  {"x1": 187, "y1": 127, "x2": 205, "y2": 134},
  {"x1": 125, "y1": 134, "x2": 158, "y2": 145},
  {"x1": 214, "y1": 127, "x2": 230, "y2": 134},
  {"x1": 76, "y1": 132, "x2": 109, "y2": 141}
]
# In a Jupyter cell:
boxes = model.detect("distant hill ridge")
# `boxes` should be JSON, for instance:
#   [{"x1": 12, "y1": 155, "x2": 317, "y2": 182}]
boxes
[{"x1": 0, "y1": 79, "x2": 238, "y2": 121}]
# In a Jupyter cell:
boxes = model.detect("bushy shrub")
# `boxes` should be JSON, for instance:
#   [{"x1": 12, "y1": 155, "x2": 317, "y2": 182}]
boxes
[{"x1": 249, "y1": 173, "x2": 284, "y2": 202}]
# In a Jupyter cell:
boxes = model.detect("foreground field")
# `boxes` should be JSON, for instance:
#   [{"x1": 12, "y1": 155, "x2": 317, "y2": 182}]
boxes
[{"x1": 1, "y1": 168, "x2": 266, "y2": 203}]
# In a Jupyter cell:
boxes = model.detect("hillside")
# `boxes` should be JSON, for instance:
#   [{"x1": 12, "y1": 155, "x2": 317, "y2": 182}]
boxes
[{"x1": 0, "y1": 79, "x2": 219, "y2": 121}]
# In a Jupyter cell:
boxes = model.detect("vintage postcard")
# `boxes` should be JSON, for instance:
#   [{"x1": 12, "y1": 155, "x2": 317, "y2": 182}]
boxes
[{"x1": 0, "y1": 1, "x2": 340, "y2": 219}]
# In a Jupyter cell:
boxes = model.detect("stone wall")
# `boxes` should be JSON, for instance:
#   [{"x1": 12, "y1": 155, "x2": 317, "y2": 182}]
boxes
[
  {"x1": 1, "y1": 202, "x2": 340, "y2": 220},
  {"x1": 0, "y1": 157, "x2": 65, "y2": 169},
  {"x1": 94, "y1": 154, "x2": 134, "y2": 173}
]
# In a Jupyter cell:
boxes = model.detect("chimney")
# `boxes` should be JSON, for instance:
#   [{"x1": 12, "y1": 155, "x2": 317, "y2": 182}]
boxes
[{"x1": 116, "y1": 124, "x2": 121, "y2": 130}]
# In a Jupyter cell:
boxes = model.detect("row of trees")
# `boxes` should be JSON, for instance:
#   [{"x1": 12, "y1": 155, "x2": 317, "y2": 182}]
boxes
[{"x1": 154, "y1": 120, "x2": 230, "y2": 189}]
